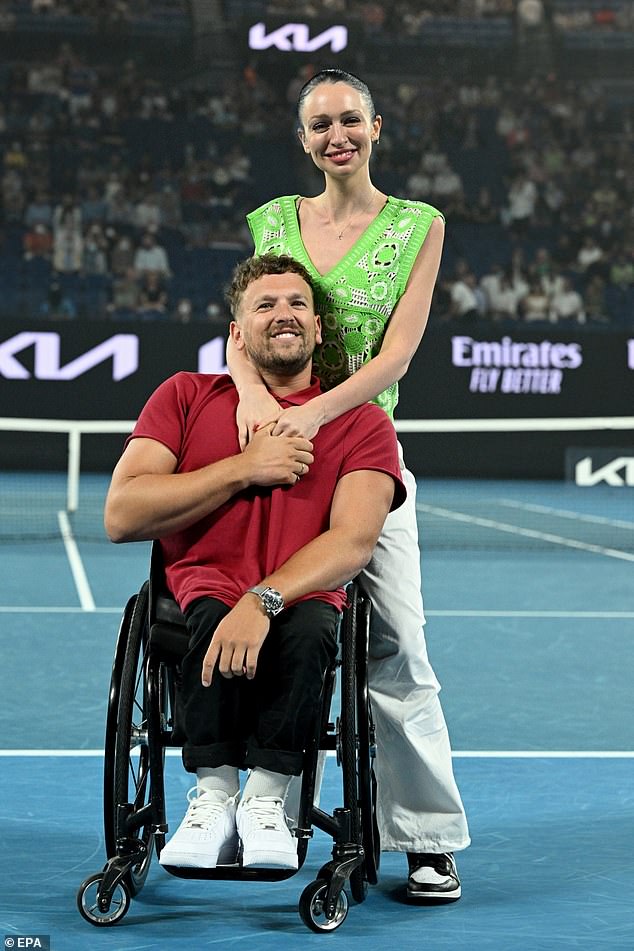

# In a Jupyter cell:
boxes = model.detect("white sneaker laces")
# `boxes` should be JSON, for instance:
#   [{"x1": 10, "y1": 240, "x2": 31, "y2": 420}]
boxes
[
  {"x1": 243, "y1": 796, "x2": 287, "y2": 832},
  {"x1": 182, "y1": 787, "x2": 232, "y2": 831}
]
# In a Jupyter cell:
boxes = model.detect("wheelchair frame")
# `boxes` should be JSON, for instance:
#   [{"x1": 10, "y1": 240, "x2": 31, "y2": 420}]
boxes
[{"x1": 77, "y1": 546, "x2": 380, "y2": 933}]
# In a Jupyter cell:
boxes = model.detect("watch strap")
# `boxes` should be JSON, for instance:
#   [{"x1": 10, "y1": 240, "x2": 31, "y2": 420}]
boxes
[{"x1": 247, "y1": 585, "x2": 285, "y2": 617}]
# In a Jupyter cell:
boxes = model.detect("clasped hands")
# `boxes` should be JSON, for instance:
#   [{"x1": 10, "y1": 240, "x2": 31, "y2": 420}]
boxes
[
  {"x1": 241, "y1": 420, "x2": 313, "y2": 486},
  {"x1": 237, "y1": 392, "x2": 326, "y2": 451}
]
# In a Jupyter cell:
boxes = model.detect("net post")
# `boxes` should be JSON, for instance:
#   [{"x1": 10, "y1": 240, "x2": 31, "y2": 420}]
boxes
[{"x1": 67, "y1": 426, "x2": 81, "y2": 513}]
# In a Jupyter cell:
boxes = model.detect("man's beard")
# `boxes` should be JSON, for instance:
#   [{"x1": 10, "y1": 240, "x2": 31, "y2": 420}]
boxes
[{"x1": 245, "y1": 334, "x2": 314, "y2": 376}]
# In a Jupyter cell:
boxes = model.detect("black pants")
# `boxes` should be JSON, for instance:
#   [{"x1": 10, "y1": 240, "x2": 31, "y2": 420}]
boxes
[{"x1": 176, "y1": 598, "x2": 339, "y2": 777}]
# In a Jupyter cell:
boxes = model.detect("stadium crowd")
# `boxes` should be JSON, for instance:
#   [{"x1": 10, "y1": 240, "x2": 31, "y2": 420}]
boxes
[{"x1": 0, "y1": 18, "x2": 632, "y2": 325}]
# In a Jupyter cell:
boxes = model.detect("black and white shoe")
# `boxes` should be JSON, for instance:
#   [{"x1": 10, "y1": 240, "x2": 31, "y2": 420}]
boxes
[{"x1": 406, "y1": 852, "x2": 461, "y2": 902}]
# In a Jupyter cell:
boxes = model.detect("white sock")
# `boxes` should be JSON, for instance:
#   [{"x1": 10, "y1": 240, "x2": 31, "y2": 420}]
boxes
[
  {"x1": 196, "y1": 765, "x2": 240, "y2": 797},
  {"x1": 242, "y1": 767, "x2": 292, "y2": 801}
]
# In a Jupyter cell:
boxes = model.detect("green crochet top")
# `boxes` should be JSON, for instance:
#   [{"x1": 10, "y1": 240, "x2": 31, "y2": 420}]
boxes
[{"x1": 247, "y1": 194, "x2": 442, "y2": 418}]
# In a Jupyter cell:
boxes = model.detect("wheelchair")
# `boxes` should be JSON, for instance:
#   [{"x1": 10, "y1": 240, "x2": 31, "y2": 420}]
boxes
[{"x1": 77, "y1": 544, "x2": 380, "y2": 933}]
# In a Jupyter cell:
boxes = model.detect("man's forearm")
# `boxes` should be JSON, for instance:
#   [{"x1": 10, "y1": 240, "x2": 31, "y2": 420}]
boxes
[
  {"x1": 198, "y1": 525, "x2": 375, "y2": 686},
  {"x1": 196, "y1": 468, "x2": 396, "y2": 684},
  {"x1": 252, "y1": 525, "x2": 377, "y2": 607},
  {"x1": 105, "y1": 455, "x2": 250, "y2": 542},
  {"x1": 251, "y1": 469, "x2": 395, "y2": 606}
]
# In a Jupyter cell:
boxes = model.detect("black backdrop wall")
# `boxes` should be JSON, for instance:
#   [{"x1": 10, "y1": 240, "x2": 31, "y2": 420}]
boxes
[{"x1": 1, "y1": 320, "x2": 632, "y2": 478}]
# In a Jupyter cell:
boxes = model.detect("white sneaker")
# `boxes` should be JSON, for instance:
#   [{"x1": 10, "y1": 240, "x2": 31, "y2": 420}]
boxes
[
  {"x1": 159, "y1": 787, "x2": 239, "y2": 868},
  {"x1": 236, "y1": 796, "x2": 298, "y2": 869}
]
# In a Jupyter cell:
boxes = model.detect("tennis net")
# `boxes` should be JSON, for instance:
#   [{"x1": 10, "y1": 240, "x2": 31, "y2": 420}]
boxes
[
  {"x1": 1, "y1": 415, "x2": 632, "y2": 551},
  {"x1": 0, "y1": 418, "x2": 132, "y2": 542}
]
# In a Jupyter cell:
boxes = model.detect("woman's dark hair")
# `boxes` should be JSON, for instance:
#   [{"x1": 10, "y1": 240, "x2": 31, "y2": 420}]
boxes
[{"x1": 296, "y1": 69, "x2": 376, "y2": 129}]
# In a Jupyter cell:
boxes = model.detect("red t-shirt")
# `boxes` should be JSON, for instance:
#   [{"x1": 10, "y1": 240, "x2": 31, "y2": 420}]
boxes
[{"x1": 128, "y1": 373, "x2": 406, "y2": 612}]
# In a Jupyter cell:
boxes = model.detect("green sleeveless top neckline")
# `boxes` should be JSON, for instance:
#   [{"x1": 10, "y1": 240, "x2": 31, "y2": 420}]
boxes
[{"x1": 247, "y1": 194, "x2": 442, "y2": 419}]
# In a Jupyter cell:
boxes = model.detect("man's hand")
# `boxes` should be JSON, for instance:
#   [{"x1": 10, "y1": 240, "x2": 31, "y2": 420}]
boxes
[
  {"x1": 242, "y1": 421, "x2": 313, "y2": 485},
  {"x1": 201, "y1": 595, "x2": 271, "y2": 685}
]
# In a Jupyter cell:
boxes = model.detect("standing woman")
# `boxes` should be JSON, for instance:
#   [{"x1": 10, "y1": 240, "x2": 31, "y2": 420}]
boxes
[{"x1": 228, "y1": 69, "x2": 469, "y2": 901}]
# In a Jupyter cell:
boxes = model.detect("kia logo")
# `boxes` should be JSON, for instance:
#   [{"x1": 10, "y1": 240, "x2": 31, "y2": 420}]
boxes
[
  {"x1": 248, "y1": 22, "x2": 348, "y2": 52},
  {"x1": 0, "y1": 332, "x2": 228, "y2": 381},
  {"x1": 0, "y1": 332, "x2": 138, "y2": 381}
]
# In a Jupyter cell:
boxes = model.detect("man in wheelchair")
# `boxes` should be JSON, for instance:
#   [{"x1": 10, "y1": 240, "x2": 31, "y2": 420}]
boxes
[{"x1": 104, "y1": 254, "x2": 405, "y2": 871}]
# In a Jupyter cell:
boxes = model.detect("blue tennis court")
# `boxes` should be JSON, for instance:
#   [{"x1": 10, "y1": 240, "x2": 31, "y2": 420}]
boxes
[{"x1": 1, "y1": 476, "x2": 633, "y2": 950}]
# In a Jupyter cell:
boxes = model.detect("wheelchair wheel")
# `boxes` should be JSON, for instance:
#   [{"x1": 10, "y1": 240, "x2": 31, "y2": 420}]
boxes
[
  {"x1": 104, "y1": 582, "x2": 155, "y2": 896},
  {"x1": 77, "y1": 872, "x2": 131, "y2": 927},
  {"x1": 339, "y1": 584, "x2": 380, "y2": 903},
  {"x1": 299, "y1": 879, "x2": 349, "y2": 933}
]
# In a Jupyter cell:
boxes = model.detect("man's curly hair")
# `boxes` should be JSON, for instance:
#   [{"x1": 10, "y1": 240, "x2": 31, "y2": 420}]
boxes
[{"x1": 225, "y1": 253, "x2": 315, "y2": 318}]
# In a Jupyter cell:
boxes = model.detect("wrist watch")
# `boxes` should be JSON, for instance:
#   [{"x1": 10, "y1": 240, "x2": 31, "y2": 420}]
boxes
[{"x1": 247, "y1": 585, "x2": 285, "y2": 618}]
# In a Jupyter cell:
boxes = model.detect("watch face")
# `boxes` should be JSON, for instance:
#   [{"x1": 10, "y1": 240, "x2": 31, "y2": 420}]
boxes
[{"x1": 262, "y1": 588, "x2": 284, "y2": 616}]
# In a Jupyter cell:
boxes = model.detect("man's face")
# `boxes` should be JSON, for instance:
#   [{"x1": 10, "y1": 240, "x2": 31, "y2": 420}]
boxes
[{"x1": 231, "y1": 272, "x2": 322, "y2": 375}]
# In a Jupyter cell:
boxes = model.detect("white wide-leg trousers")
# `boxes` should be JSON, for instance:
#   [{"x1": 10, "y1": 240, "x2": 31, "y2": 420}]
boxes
[{"x1": 359, "y1": 448, "x2": 470, "y2": 853}]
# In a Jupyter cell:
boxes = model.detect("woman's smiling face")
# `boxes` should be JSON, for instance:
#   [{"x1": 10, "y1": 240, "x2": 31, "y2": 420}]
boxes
[{"x1": 298, "y1": 82, "x2": 381, "y2": 177}]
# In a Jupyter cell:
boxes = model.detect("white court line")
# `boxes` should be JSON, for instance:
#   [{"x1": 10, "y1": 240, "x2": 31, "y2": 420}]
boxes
[
  {"x1": 57, "y1": 510, "x2": 96, "y2": 611},
  {"x1": 453, "y1": 751, "x2": 634, "y2": 759},
  {"x1": 426, "y1": 610, "x2": 634, "y2": 618},
  {"x1": 417, "y1": 502, "x2": 634, "y2": 562},
  {"x1": 499, "y1": 498, "x2": 634, "y2": 530},
  {"x1": 1, "y1": 749, "x2": 633, "y2": 758}
]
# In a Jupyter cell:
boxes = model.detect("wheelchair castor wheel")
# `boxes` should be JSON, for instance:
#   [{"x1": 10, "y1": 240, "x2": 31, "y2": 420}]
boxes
[
  {"x1": 299, "y1": 878, "x2": 349, "y2": 933},
  {"x1": 76, "y1": 872, "x2": 131, "y2": 926}
]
